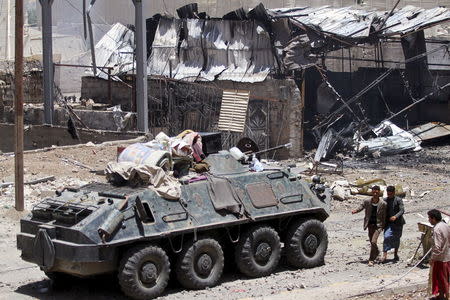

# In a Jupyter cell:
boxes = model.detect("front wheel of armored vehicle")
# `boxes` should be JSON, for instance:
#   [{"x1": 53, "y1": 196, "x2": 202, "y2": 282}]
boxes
[
  {"x1": 176, "y1": 238, "x2": 224, "y2": 289},
  {"x1": 118, "y1": 244, "x2": 170, "y2": 300},
  {"x1": 235, "y1": 225, "x2": 281, "y2": 277},
  {"x1": 285, "y1": 219, "x2": 328, "y2": 268}
]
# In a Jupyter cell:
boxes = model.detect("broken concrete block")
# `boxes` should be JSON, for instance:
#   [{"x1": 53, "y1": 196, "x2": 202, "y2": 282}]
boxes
[{"x1": 332, "y1": 186, "x2": 347, "y2": 201}]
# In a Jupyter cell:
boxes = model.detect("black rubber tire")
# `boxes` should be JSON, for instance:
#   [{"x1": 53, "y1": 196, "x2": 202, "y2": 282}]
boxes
[
  {"x1": 285, "y1": 219, "x2": 328, "y2": 268},
  {"x1": 175, "y1": 238, "x2": 224, "y2": 289},
  {"x1": 118, "y1": 244, "x2": 170, "y2": 300},
  {"x1": 235, "y1": 225, "x2": 281, "y2": 277}
]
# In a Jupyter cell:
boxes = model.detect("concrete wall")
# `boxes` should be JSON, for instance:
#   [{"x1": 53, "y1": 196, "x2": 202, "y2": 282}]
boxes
[
  {"x1": 81, "y1": 76, "x2": 134, "y2": 111},
  {"x1": 0, "y1": 123, "x2": 140, "y2": 153},
  {"x1": 2, "y1": 106, "x2": 137, "y2": 131}
]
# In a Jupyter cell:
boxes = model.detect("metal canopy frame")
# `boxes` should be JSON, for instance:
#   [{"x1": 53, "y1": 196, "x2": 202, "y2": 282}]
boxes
[
  {"x1": 132, "y1": 0, "x2": 148, "y2": 132},
  {"x1": 39, "y1": 0, "x2": 54, "y2": 125},
  {"x1": 39, "y1": 0, "x2": 148, "y2": 132}
]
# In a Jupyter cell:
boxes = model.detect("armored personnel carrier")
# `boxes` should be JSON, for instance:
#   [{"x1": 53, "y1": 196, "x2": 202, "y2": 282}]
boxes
[{"x1": 17, "y1": 150, "x2": 331, "y2": 299}]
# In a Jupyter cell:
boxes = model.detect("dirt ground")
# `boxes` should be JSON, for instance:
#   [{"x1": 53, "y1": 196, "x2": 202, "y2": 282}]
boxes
[{"x1": 0, "y1": 142, "x2": 449, "y2": 300}]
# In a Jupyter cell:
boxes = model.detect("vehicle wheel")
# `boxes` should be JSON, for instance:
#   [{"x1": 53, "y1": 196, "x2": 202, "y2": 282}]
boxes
[
  {"x1": 118, "y1": 244, "x2": 170, "y2": 300},
  {"x1": 285, "y1": 219, "x2": 328, "y2": 268},
  {"x1": 176, "y1": 238, "x2": 224, "y2": 289},
  {"x1": 235, "y1": 225, "x2": 281, "y2": 277}
]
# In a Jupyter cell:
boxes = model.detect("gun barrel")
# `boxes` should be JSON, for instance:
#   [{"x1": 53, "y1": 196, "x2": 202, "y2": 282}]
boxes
[{"x1": 253, "y1": 143, "x2": 292, "y2": 155}]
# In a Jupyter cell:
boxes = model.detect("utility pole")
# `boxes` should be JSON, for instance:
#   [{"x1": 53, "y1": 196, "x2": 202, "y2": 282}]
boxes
[
  {"x1": 14, "y1": 0, "x2": 24, "y2": 211},
  {"x1": 39, "y1": 0, "x2": 54, "y2": 125},
  {"x1": 132, "y1": 0, "x2": 148, "y2": 132}
]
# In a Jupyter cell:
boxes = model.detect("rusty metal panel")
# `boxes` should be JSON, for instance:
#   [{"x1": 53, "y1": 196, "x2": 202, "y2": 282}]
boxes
[
  {"x1": 246, "y1": 182, "x2": 279, "y2": 208},
  {"x1": 218, "y1": 89, "x2": 250, "y2": 133}
]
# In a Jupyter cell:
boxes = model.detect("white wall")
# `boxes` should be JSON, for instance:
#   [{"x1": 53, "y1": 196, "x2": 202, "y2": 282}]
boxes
[
  {"x1": 0, "y1": 0, "x2": 29, "y2": 60},
  {"x1": 41, "y1": 0, "x2": 450, "y2": 27}
]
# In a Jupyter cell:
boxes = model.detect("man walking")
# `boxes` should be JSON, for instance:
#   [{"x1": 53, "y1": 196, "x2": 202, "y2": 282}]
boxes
[
  {"x1": 381, "y1": 185, "x2": 405, "y2": 262},
  {"x1": 428, "y1": 209, "x2": 450, "y2": 300},
  {"x1": 352, "y1": 185, "x2": 386, "y2": 266}
]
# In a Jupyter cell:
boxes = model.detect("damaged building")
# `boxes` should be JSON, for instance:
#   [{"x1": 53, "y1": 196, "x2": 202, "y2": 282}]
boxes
[
  {"x1": 79, "y1": 2, "x2": 450, "y2": 159},
  {"x1": 1, "y1": 1, "x2": 450, "y2": 159}
]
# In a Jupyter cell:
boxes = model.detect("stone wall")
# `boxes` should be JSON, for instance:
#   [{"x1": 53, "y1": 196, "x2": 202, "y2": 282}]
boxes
[{"x1": 1, "y1": 69, "x2": 43, "y2": 105}]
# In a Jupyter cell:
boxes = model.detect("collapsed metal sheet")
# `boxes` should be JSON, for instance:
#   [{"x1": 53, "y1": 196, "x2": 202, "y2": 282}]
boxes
[
  {"x1": 199, "y1": 20, "x2": 229, "y2": 81},
  {"x1": 357, "y1": 135, "x2": 419, "y2": 156},
  {"x1": 383, "y1": 6, "x2": 450, "y2": 35},
  {"x1": 218, "y1": 21, "x2": 273, "y2": 82},
  {"x1": 94, "y1": 4, "x2": 450, "y2": 81},
  {"x1": 94, "y1": 23, "x2": 135, "y2": 79},
  {"x1": 269, "y1": 5, "x2": 450, "y2": 39},
  {"x1": 409, "y1": 122, "x2": 450, "y2": 142},
  {"x1": 270, "y1": 6, "x2": 375, "y2": 39},
  {"x1": 297, "y1": 7, "x2": 375, "y2": 38},
  {"x1": 147, "y1": 18, "x2": 181, "y2": 78},
  {"x1": 148, "y1": 18, "x2": 275, "y2": 83},
  {"x1": 357, "y1": 121, "x2": 422, "y2": 156},
  {"x1": 174, "y1": 19, "x2": 204, "y2": 81},
  {"x1": 314, "y1": 129, "x2": 335, "y2": 162}
]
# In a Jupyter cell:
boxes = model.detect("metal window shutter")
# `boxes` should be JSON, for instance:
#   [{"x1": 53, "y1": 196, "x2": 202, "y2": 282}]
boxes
[{"x1": 218, "y1": 90, "x2": 250, "y2": 133}]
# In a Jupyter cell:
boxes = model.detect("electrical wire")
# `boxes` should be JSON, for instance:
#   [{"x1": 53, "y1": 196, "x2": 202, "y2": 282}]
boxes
[
  {"x1": 62, "y1": 0, "x2": 118, "y2": 44},
  {"x1": 347, "y1": 248, "x2": 433, "y2": 298}
]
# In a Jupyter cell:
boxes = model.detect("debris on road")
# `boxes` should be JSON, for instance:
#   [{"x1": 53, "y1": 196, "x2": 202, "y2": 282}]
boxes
[
  {"x1": 356, "y1": 121, "x2": 422, "y2": 157},
  {"x1": 0, "y1": 176, "x2": 56, "y2": 188}
]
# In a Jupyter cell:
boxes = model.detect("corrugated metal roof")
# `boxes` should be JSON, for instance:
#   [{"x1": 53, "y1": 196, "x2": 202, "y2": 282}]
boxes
[
  {"x1": 147, "y1": 18, "x2": 180, "y2": 78},
  {"x1": 269, "y1": 5, "x2": 450, "y2": 39},
  {"x1": 147, "y1": 18, "x2": 275, "y2": 83},
  {"x1": 173, "y1": 19, "x2": 204, "y2": 81},
  {"x1": 94, "y1": 4, "x2": 450, "y2": 81},
  {"x1": 218, "y1": 90, "x2": 250, "y2": 132},
  {"x1": 384, "y1": 6, "x2": 450, "y2": 35}
]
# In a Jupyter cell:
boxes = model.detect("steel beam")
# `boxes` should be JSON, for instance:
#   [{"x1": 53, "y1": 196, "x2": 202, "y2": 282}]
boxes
[
  {"x1": 132, "y1": 0, "x2": 148, "y2": 132},
  {"x1": 15, "y1": 0, "x2": 24, "y2": 211},
  {"x1": 39, "y1": 0, "x2": 54, "y2": 125}
]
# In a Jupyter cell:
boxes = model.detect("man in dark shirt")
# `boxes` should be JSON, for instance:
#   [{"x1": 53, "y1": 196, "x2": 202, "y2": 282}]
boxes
[
  {"x1": 381, "y1": 185, "x2": 405, "y2": 262},
  {"x1": 352, "y1": 185, "x2": 387, "y2": 266}
]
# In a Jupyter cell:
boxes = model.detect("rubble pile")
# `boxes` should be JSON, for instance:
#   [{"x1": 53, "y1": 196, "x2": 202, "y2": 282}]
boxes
[{"x1": 0, "y1": 177, "x2": 88, "y2": 210}]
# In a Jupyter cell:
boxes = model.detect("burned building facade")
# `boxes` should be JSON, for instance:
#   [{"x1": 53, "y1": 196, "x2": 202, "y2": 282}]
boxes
[{"x1": 80, "y1": 3, "x2": 450, "y2": 158}]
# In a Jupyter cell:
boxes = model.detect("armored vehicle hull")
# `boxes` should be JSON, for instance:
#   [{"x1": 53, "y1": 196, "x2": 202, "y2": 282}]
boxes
[{"x1": 17, "y1": 152, "x2": 331, "y2": 299}]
